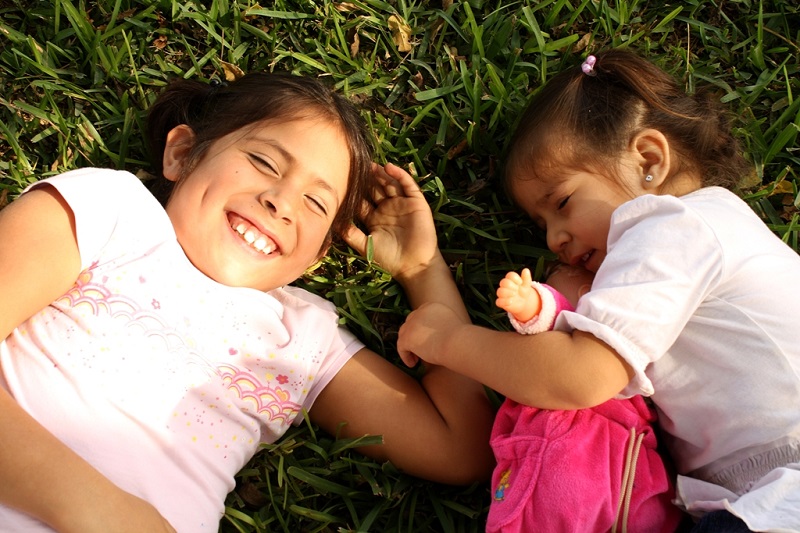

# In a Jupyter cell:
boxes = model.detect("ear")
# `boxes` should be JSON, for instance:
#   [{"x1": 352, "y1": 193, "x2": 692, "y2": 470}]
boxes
[
  {"x1": 629, "y1": 128, "x2": 671, "y2": 191},
  {"x1": 162, "y1": 125, "x2": 196, "y2": 182}
]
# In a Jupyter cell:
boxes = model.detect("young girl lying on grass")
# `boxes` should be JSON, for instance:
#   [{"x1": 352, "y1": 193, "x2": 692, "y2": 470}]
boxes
[
  {"x1": 396, "y1": 49, "x2": 800, "y2": 532},
  {"x1": 0, "y1": 72, "x2": 494, "y2": 532}
]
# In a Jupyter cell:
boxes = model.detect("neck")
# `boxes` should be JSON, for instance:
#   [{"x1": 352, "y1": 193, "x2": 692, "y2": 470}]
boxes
[{"x1": 660, "y1": 170, "x2": 703, "y2": 197}]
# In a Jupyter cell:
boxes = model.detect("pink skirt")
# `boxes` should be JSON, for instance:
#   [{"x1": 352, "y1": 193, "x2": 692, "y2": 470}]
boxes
[{"x1": 488, "y1": 395, "x2": 684, "y2": 532}]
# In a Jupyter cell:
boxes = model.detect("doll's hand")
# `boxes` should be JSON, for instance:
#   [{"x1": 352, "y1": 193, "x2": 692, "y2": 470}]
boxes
[
  {"x1": 344, "y1": 163, "x2": 439, "y2": 282},
  {"x1": 495, "y1": 268, "x2": 540, "y2": 323}
]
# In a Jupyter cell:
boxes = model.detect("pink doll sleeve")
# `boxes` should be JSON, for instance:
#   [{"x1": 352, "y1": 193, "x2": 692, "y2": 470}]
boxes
[{"x1": 508, "y1": 283, "x2": 574, "y2": 335}]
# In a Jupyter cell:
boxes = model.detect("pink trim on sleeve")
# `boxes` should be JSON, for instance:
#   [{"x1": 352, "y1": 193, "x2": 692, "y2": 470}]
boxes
[{"x1": 508, "y1": 282, "x2": 575, "y2": 335}]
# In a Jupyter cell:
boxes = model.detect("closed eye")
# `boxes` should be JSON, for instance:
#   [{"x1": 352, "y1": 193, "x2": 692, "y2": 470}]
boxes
[
  {"x1": 306, "y1": 195, "x2": 329, "y2": 216},
  {"x1": 557, "y1": 196, "x2": 570, "y2": 210},
  {"x1": 249, "y1": 154, "x2": 278, "y2": 174}
]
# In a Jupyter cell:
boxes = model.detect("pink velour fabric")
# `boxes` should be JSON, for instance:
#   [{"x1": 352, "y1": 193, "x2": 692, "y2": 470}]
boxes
[{"x1": 488, "y1": 395, "x2": 683, "y2": 532}]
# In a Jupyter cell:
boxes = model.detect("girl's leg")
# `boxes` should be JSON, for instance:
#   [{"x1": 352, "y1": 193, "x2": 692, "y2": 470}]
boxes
[{"x1": 690, "y1": 510, "x2": 751, "y2": 533}]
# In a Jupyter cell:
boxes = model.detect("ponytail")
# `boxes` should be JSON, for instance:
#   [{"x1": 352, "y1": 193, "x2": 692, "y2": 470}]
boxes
[{"x1": 506, "y1": 49, "x2": 751, "y2": 191}]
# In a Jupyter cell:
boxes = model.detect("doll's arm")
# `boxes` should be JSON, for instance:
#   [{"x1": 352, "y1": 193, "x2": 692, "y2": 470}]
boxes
[{"x1": 497, "y1": 268, "x2": 574, "y2": 335}]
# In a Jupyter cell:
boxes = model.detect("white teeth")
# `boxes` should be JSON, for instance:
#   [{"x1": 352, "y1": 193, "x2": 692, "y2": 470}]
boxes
[
  {"x1": 582, "y1": 252, "x2": 591, "y2": 262},
  {"x1": 231, "y1": 220, "x2": 275, "y2": 255}
]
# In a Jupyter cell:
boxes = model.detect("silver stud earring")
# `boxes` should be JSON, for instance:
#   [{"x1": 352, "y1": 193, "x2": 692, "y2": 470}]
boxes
[{"x1": 644, "y1": 174, "x2": 654, "y2": 182}]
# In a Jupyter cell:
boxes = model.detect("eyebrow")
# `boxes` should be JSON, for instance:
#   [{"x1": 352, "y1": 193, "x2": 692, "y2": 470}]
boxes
[
  {"x1": 253, "y1": 136, "x2": 341, "y2": 205},
  {"x1": 540, "y1": 188, "x2": 555, "y2": 206},
  {"x1": 536, "y1": 182, "x2": 559, "y2": 208}
]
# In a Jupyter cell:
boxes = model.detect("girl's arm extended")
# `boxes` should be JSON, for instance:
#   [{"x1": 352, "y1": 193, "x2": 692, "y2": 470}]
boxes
[
  {"x1": 0, "y1": 186, "x2": 175, "y2": 533},
  {"x1": 398, "y1": 302, "x2": 634, "y2": 410},
  {"x1": 309, "y1": 164, "x2": 494, "y2": 484}
]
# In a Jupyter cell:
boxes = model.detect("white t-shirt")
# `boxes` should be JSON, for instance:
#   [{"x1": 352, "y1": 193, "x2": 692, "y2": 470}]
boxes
[
  {"x1": 558, "y1": 187, "x2": 800, "y2": 530},
  {"x1": 0, "y1": 168, "x2": 364, "y2": 532}
]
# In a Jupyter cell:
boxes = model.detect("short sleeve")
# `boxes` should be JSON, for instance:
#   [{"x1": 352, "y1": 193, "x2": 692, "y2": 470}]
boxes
[
  {"x1": 556, "y1": 194, "x2": 724, "y2": 396},
  {"x1": 26, "y1": 168, "x2": 171, "y2": 272},
  {"x1": 275, "y1": 286, "x2": 364, "y2": 416}
]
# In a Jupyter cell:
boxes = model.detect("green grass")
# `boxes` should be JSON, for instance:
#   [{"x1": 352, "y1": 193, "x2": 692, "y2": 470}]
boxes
[{"x1": 1, "y1": 0, "x2": 799, "y2": 531}]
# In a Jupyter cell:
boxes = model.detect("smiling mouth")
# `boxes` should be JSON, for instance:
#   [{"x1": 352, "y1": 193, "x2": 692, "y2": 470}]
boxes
[{"x1": 228, "y1": 214, "x2": 277, "y2": 255}]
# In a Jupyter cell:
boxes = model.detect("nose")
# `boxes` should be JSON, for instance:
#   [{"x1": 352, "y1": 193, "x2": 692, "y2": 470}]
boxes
[
  {"x1": 258, "y1": 187, "x2": 295, "y2": 224},
  {"x1": 546, "y1": 225, "x2": 570, "y2": 256}
]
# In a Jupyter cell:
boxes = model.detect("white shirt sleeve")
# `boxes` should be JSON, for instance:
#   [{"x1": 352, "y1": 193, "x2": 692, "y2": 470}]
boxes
[
  {"x1": 28, "y1": 168, "x2": 170, "y2": 272},
  {"x1": 557, "y1": 193, "x2": 724, "y2": 396}
]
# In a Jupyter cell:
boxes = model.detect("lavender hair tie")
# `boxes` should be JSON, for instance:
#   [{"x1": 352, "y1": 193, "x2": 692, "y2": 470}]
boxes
[{"x1": 581, "y1": 55, "x2": 597, "y2": 76}]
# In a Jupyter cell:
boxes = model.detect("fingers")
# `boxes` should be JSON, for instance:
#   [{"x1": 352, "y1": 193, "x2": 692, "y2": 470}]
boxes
[
  {"x1": 496, "y1": 295, "x2": 520, "y2": 312},
  {"x1": 498, "y1": 274, "x2": 523, "y2": 291},
  {"x1": 397, "y1": 348, "x2": 420, "y2": 368},
  {"x1": 495, "y1": 296, "x2": 511, "y2": 311},
  {"x1": 385, "y1": 163, "x2": 423, "y2": 197},
  {"x1": 496, "y1": 286, "x2": 517, "y2": 299},
  {"x1": 397, "y1": 321, "x2": 420, "y2": 367},
  {"x1": 520, "y1": 268, "x2": 533, "y2": 285},
  {"x1": 376, "y1": 163, "x2": 421, "y2": 197},
  {"x1": 369, "y1": 164, "x2": 397, "y2": 204},
  {"x1": 343, "y1": 223, "x2": 368, "y2": 255}
]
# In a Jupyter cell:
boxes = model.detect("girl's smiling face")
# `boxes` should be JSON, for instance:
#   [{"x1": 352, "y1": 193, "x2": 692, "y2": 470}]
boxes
[{"x1": 162, "y1": 117, "x2": 351, "y2": 292}]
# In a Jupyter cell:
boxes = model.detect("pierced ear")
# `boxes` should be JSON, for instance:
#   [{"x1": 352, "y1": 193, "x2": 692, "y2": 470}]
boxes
[
  {"x1": 631, "y1": 128, "x2": 671, "y2": 189},
  {"x1": 162, "y1": 125, "x2": 196, "y2": 182}
]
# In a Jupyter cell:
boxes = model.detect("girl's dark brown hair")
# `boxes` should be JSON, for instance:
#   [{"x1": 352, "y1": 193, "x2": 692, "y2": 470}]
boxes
[
  {"x1": 145, "y1": 72, "x2": 374, "y2": 242},
  {"x1": 504, "y1": 49, "x2": 751, "y2": 195}
]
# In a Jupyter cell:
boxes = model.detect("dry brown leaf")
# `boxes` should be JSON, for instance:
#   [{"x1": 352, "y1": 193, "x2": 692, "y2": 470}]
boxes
[
  {"x1": 574, "y1": 33, "x2": 591, "y2": 53},
  {"x1": 350, "y1": 30, "x2": 360, "y2": 57},
  {"x1": 335, "y1": 2, "x2": 359, "y2": 12},
  {"x1": 447, "y1": 139, "x2": 468, "y2": 160},
  {"x1": 221, "y1": 60, "x2": 245, "y2": 81},
  {"x1": 388, "y1": 14, "x2": 412, "y2": 52},
  {"x1": 152, "y1": 35, "x2": 168, "y2": 50}
]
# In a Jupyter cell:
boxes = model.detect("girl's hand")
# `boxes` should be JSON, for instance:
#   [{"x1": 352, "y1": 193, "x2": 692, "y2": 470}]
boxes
[
  {"x1": 496, "y1": 268, "x2": 541, "y2": 323},
  {"x1": 397, "y1": 302, "x2": 464, "y2": 367},
  {"x1": 344, "y1": 163, "x2": 438, "y2": 282}
]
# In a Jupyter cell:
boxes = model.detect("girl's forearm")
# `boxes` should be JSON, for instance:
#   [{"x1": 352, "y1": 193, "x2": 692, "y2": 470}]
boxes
[
  {"x1": 394, "y1": 252, "x2": 469, "y2": 322},
  {"x1": 427, "y1": 320, "x2": 633, "y2": 409},
  {"x1": 393, "y1": 249, "x2": 494, "y2": 479},
  {"x1": 418, "y1": 363, "x2": 495, "y2": 478},
  {"x1": 0, "y1": 388, "x2": 107, "y2": 529},
  {"x1": 0, "y1": 388, "x2": 174, "y2": 532}
]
